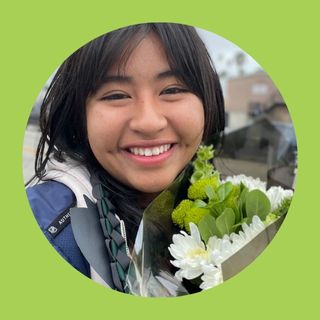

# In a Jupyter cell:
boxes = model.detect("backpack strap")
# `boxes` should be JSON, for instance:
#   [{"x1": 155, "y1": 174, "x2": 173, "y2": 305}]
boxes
[
  {"x1": 70, "y1": 196, "x2": 115, "y2": 289},
  {"x1": 26, "y1": 181, "x2": 90, "y2": 277}
]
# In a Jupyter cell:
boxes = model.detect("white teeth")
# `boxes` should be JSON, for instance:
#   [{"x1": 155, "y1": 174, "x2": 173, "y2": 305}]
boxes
[
  {"x1": 129, "y1": 144, "x2": 171, "y2": 156},
  {"x1": 152, "y1": 147, "x2": 160, "y2": 155}
]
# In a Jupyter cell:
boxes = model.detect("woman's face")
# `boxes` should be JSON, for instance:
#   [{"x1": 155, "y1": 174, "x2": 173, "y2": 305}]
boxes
[{"x1": 86, "y1": 34, "x2": 204, "y2": 194}]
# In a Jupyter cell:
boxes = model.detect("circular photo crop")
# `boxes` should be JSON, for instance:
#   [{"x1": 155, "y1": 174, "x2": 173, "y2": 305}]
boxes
[{"x1": 23, "y1": 23, "x2": 297, "y2": 296}]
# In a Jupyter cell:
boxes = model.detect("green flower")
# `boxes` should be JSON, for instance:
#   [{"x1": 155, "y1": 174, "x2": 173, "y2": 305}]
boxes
[
  {"x1": 172, "y1": 200, "x2": 210, "y2": 233},
  {"x1": 183, "y1": 208, "x2": 210, "y2": 233},
  {"x1": 172, "y1": 199, "x2": 193, "y2": 229},
  {"x1": 196, "y1": 145, "x2": 214, "y2": 161},
  {"x1": 190, "y1": 145, "x2": 216, "y2": 184},
  {"x1": 188, "y1": 176, "x2": 219, "y2": 200}
]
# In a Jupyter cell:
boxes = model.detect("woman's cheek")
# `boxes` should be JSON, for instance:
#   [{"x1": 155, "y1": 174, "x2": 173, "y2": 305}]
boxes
[
  {"x1": 175, "y1": 102, "x2": 204, "y2": 137},
  {"x1": 87, "y1": 108, "x2": 108, "y2": 149}
]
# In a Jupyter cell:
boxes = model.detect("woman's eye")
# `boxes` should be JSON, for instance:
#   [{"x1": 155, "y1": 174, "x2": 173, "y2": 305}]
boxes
[
  {"x1": 160, "y1": 87, "x2": 189, "y2": 95},
  {"x1": 101, "y1": 93, "x2": 130, "y2": 101}
]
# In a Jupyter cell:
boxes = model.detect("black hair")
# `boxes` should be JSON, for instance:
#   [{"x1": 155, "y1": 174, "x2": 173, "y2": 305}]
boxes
[{"x1": 32, "y1": 23, "x2": 225, "y2": 243}]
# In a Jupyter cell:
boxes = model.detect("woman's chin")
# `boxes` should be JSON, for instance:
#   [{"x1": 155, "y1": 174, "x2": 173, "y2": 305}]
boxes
[{"x1": 130, "y1": 177, "x2": 175, "y2": 194}]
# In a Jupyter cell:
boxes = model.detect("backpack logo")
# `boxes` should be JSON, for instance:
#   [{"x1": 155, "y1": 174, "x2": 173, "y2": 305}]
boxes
[
  {"x1": 48, "y1": 226, "x2": 58, "y2": 234},
  {"x1": 46, "y1": 207, "x2": 72, "y2": 238}
]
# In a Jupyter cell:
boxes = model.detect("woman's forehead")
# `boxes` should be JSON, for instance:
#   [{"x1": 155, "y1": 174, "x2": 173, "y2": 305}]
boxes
[
  {"x1": 107, "y1": 33, "x2": 168, "y2": 75},
  {"x1": 101, "y1": 35, "x2": 174, "y2": 84}
]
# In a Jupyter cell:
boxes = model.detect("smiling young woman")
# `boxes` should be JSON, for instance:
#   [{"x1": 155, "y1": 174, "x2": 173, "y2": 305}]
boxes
[
  {"x1": 86, "y1": 34, "x2": 205, "y2": 195},
  {"x1": 26, "y1": 23, "x2": 225, "y2": 293}
]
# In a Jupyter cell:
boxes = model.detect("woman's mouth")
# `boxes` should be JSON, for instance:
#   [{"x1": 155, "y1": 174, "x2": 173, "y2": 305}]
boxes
[
  {"x1": 128, "y1": 144, "x2": 172, "y2": 156},
  {"x1": 123, "y1": 143, "x2": 176, "y2": 166}
]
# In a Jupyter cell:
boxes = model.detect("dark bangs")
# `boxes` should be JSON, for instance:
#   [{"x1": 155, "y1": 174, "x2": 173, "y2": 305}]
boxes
[{"x1": 84, "y1": 25, "x2": 152, "y2": 95}]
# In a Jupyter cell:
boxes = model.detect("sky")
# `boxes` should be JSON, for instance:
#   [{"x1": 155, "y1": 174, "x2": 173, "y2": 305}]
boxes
[{"x1": 197, "y1": 27, "x2": 262, "y2": 92}]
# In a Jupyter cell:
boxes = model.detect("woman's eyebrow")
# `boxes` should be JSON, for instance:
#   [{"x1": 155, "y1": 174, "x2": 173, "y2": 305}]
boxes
[
  {"x1": 102, "y1": 75, "x2": 133, "y2": 84},
  {"x1": 101, "y1": 70, "x2": 178, "y2": 84},
  {"x1": 156, "y1": 70, "x2": 179, "y2": 80}
]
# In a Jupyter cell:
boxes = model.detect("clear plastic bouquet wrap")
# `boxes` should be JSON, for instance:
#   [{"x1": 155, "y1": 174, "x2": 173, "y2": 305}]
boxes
[{"x1": 125, "y1": 145, "x2": 293, "y2": 296}]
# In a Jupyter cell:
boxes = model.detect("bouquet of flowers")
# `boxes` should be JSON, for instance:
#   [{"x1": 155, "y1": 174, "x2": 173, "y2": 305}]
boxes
[
  {"x1": 125, "y1": 145, "x2": 293, "y2": 296},
  {"x1": 168, "y1": 145, "x2": 293, "y2": 290}
]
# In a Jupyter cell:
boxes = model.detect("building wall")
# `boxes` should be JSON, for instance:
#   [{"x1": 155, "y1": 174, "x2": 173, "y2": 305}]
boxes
[
  {"x1": 227, "y1": 111, "x2": 250, "y2": 130},
  {"x1": 225, "y1": 71, "x2": 284, "y2": 113}
]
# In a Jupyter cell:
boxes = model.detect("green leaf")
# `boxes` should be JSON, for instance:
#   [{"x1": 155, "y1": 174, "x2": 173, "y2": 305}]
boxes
[
  {"x1": 238, "y1": 187, "x2": 249, "y2": 219},
  {"x1": 233, "y1": 205, "x2": 241, "y2": 224},
  {"x1": 217, "y1": 182, "x2": 233, "y2": 201},
  {"x1": 198, "y1": 214, "x2": 221, "y2": 242},
  {"x1": 205, "y1": 185, "x2": 217, "y2": 201},
  {"x1": 239, "y1": 182, "x2": 248, "y2": 192},
  {"x1": 193, "y1": 199, "x2": 208, "y2": 208},
  {"x1": 232, "y1": 217, "x2": 248, "y2": 233},
  {"x1": 233, "y1": 217, "x2": 248, "y2": 229},
  {"x1": 208, "y1": 200, "x2": 225, "y2": 218},
  {"x1": 216, "y1": 208, "x2": 235, "y2": 235},
  {"x1": 245, "y1": 190, "x2": 271, "y2": 222}
]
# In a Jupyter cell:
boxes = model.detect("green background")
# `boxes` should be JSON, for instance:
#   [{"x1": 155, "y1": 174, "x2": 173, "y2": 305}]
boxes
[{"x1": 1, "y1": 0, "x2": 318, "y2": 319}]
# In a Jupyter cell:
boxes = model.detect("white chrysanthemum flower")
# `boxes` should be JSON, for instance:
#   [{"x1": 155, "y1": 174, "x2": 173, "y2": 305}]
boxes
[
  {"x1": 206, "y1": 216, "x2": 265, "y2": 266},
  {"x1": 200, "y1": 265, "x2": 223, "y2": 290},
  {"x1": 266, "y1": 186, "x2": 293, "y2": 211},
  {"x1": 229, "y1": 232, "x2": 247, "y2": 251},
  {"x1": 224, "y1": 174, "x2": 266, "y2": 192},
  {"x1": 241, "y1": 215, "x2": 265, "y2": 240},
  {"x1": 169, "y1": 216, "x2": 268, "y2": 290},
  {"x1": 207, "y1": 236, "x2": 228, "y2": 265},
  {"x1": 168, "y1": 223, "x2": 212, "y2": 281},
  {"x1": 207, "y1": 234, "x2": 239, "y2": 264}
]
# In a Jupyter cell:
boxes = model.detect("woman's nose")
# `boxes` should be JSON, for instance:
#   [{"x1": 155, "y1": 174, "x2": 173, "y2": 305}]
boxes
[{"x1": 129, "y1": 97, "x2": 168, "y2": 135}]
